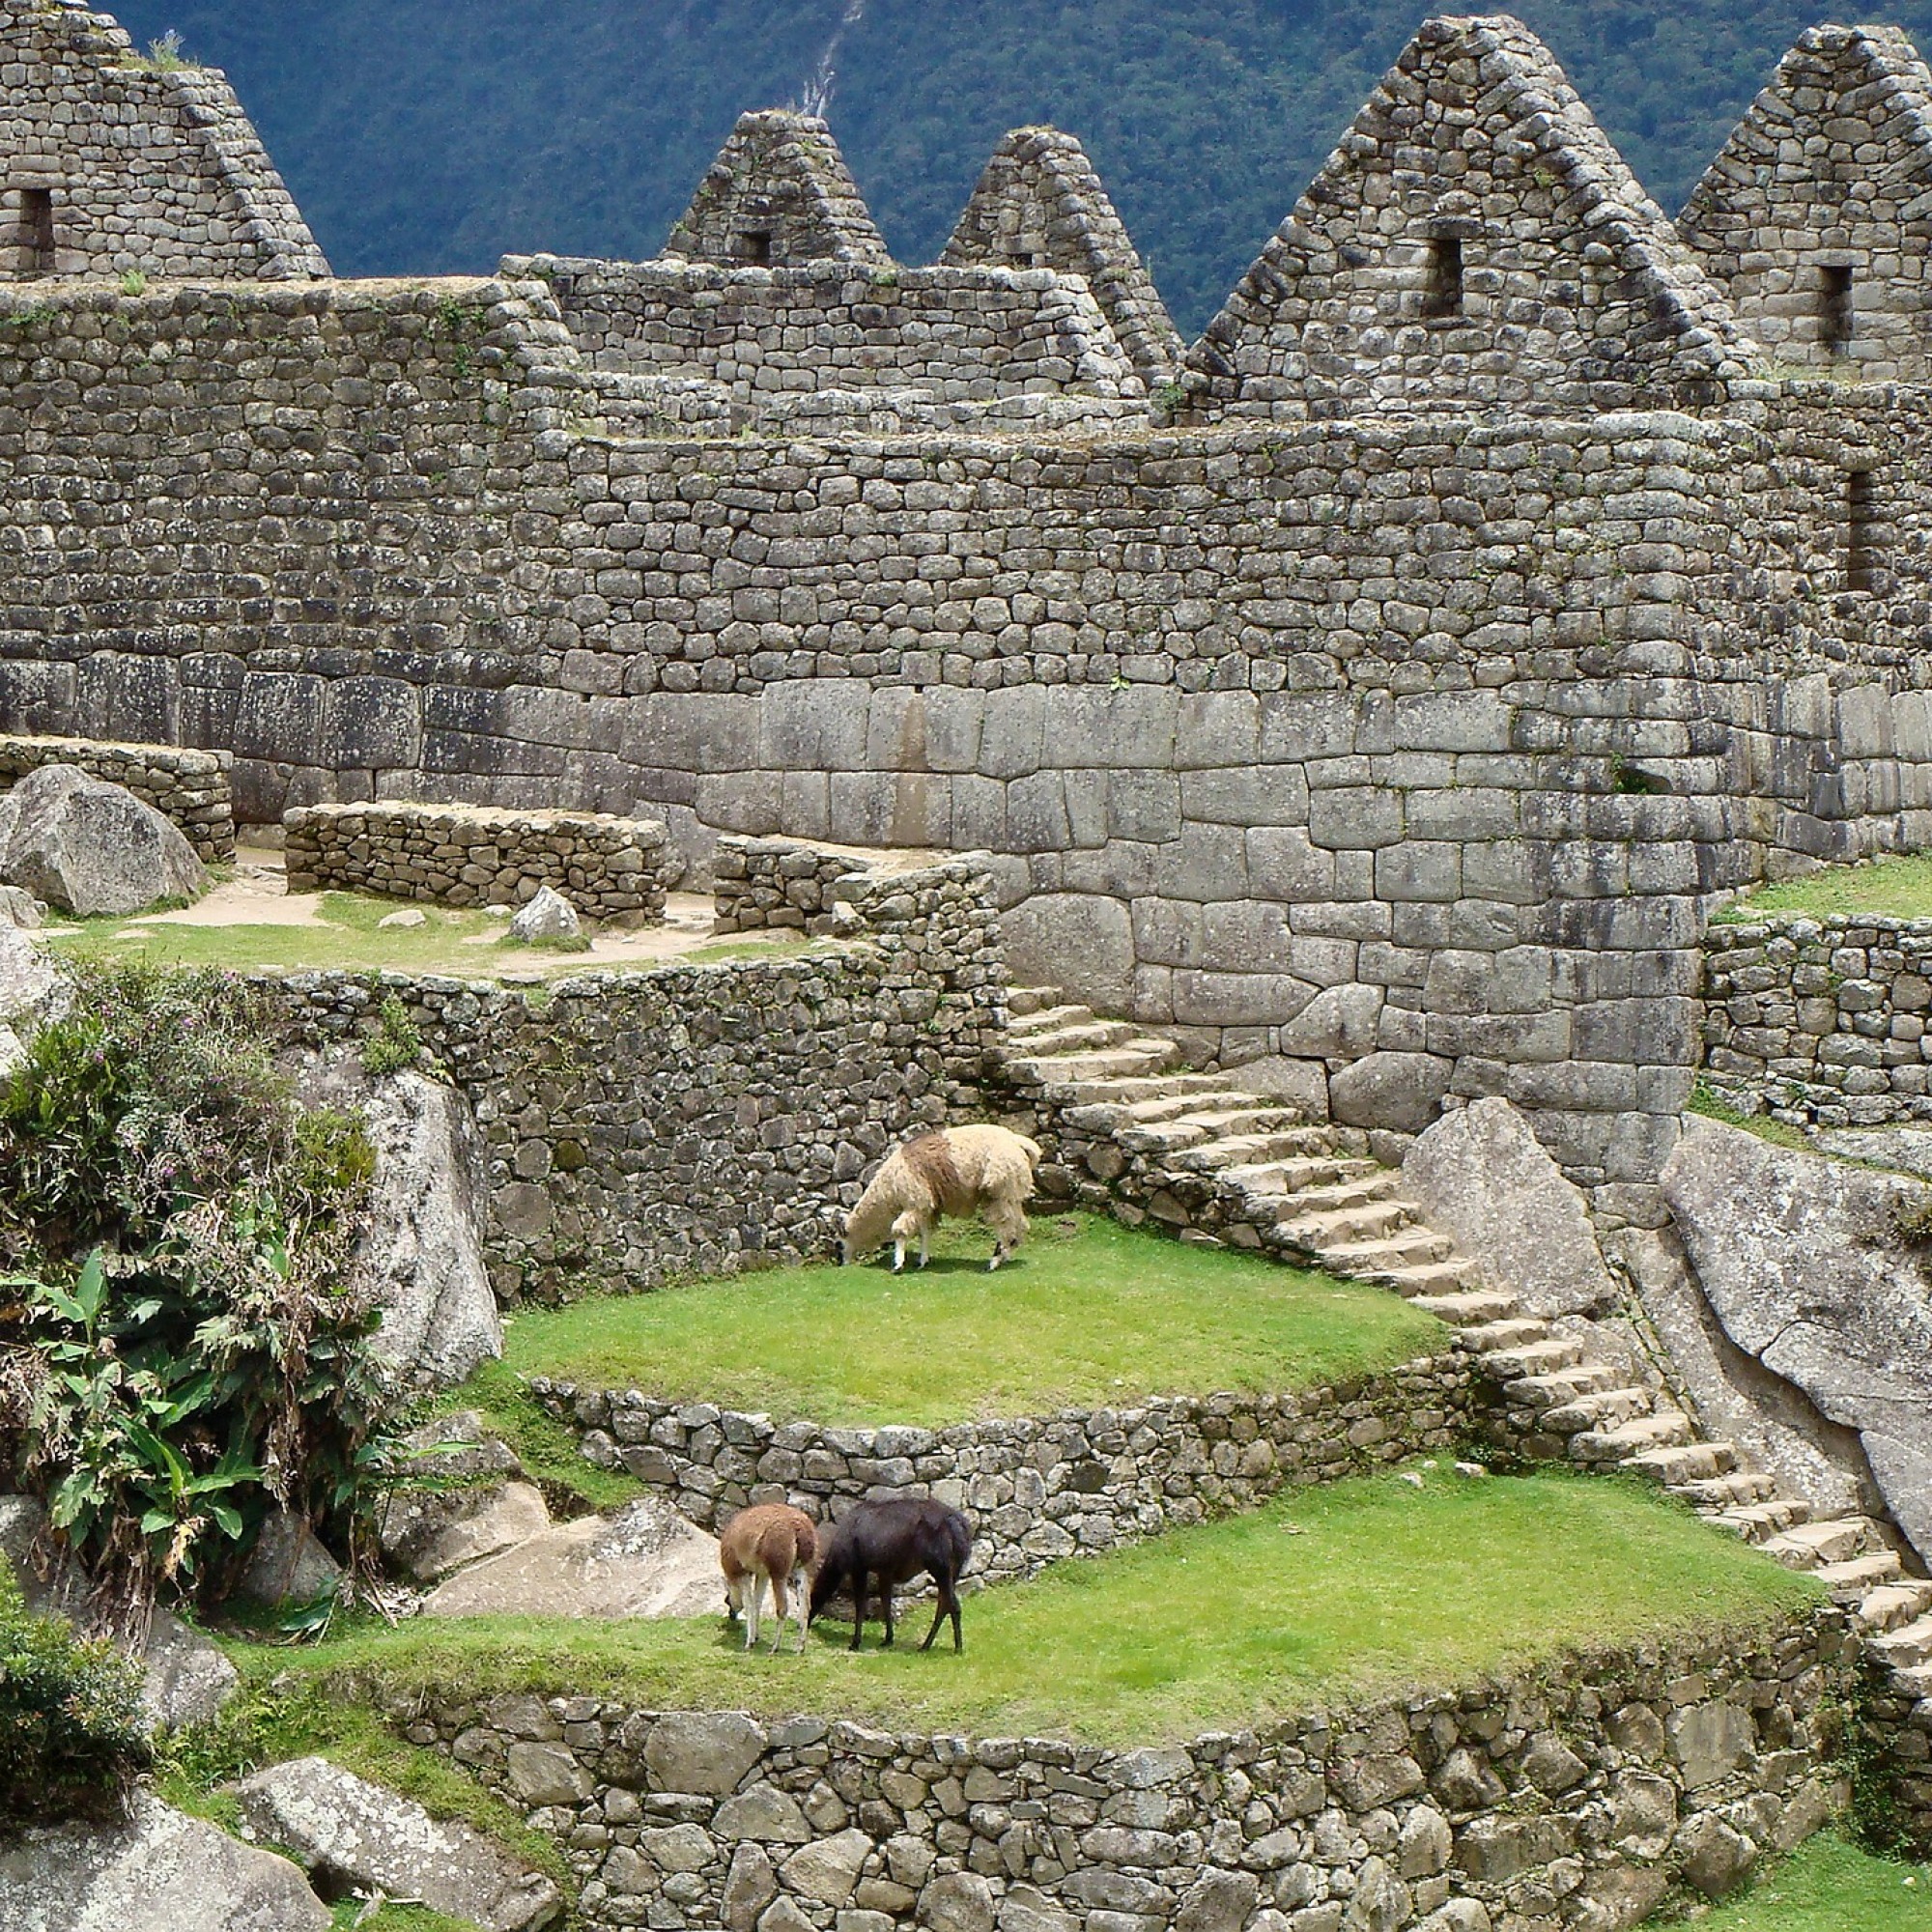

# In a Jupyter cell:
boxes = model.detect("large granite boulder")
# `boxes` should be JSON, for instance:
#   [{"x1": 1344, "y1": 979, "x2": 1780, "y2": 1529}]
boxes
[
  {"x1": 0, "y1": 765, "x2": 204, "y2": 918},
  {"x1": 1403, "y1": 1097, "x2": 1618, "y2": 1317},
  {"x1": 0, "y1": 1792, "x2": 327, "y2": 1931},
  {"x1": 379, "y1": 1412, "x2": 549, "y2": 1583},
  {"x1": 421, "y1": 1496, "x2": 719, "y2": 1620},
  {"x1": 299, "y1": 1056, "x2": 499, "y2": 1389},
  {"x1": 1661, "y1": 1116, "x2": 1932, "y2": 1560},
  {"x1": 236, "y1": 1757, "x2": 562, "y2": 1931}
]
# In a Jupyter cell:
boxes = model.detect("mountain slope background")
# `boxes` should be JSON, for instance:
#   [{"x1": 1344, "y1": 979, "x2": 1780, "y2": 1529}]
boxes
[{"x1": 112, "y1": 1, "x2": 1932, "y2": 335}]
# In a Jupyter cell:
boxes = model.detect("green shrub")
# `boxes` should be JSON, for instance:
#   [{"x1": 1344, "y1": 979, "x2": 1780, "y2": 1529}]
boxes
[
  {"x1": 0, "y1": 1569, "x2": 150, "y2": 1828},
  {"x1": 361, "y1": 996, "x2": 423, "y2": 1076},
  {"x1": 0, "y1": 962, "x2": 387, "y2": 1629}
]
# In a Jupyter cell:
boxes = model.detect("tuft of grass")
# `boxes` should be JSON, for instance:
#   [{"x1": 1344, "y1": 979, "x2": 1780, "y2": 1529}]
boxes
[
  {"x1": 492, "y1": 1211, "x2": 1448, "y2": 1427},
  {"x1": 1719, "y1": 852, "x2": 1932, "y2": 923},
  {"x1": 440, "y1": 1357, "x2": 643, "y2": 1515},
  {"x1": 1687, "y1": 1078, "x2": 1814, "y2": 1151},
  {"x1": 212, "y1": 1470, "x2": 1825, "y2": 1747},
  {"x1": 1650, "y1": 1830, "x2": 1932, "y2": 1931}
]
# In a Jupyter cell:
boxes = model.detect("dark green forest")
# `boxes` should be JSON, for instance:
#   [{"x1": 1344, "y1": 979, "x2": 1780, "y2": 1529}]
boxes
[{"x1": 110, "y1": 1, "x2": 1932, "y2": 334}]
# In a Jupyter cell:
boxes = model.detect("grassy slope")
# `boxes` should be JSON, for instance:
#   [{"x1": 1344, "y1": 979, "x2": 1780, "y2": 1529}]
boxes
[
  {"x1": 232, "y1": 1472, "x2": 1821, "y2": 1747},
  {"x1": 494, "y1": 1211, "x2": 1447, "y2": 1427},
  {"x1": 1652, "y1": 1831, "x2": 1932, "y2": 1932},
  {"x1": 1719, "y1": 854, "x2": 1932, "y2": 923}
]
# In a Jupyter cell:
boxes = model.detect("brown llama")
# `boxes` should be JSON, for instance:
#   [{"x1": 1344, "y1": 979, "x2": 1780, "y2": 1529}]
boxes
[{"x1": 719, "y1": 1501, "x2": 819, "y2": 1654}]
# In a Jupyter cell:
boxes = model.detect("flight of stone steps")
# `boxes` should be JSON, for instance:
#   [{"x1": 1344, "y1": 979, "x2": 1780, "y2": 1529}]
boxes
[{"x1": 992, "y1": 987, "x2": 1932, "y2": 1718}]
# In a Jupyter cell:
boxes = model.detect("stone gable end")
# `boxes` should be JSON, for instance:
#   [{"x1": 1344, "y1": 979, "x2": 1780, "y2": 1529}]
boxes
[
  {"x1": 1185, "y1": 12, "x2": 1758, "y2": 417},
  {"x1": 1679, "y1": 23, "x2": 1932, "y2": 380}
]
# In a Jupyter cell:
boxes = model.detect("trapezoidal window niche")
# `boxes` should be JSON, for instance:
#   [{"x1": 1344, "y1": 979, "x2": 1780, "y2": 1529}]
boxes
[
  {"x1": 11, "y1": 187, "x2": 54, "y2": 278},
  {"x1": 1421, "y1": 234, "x2": 1465, "y2": 320},
  {"x1": 1846, "y1": 467, "x2": 1879, "y2": 593},
  {"x1": 732, "y1": 228, "x2": 773, "y2": 266},
  {"x1": 1822, "y1": 264, "x2": 1855, "y2": 355}
]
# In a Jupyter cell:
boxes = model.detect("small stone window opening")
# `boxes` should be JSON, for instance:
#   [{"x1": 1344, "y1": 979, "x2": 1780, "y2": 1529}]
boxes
[
  {"x1": 733, "y1": 228, "x2": 773, "y2": 266},
  {"x1": 1847, "y1": 468, "x2": 1877, "y2": 592},
  {"x1": 1821, "y1": 264, "x2": 1855, "y2": 355},
  {"x1": 15, "y1": 188, "x2": 53, "y2": 277},
  {"x1": 1421, "y1": 235, "x2": 1464, "y2": 320}
]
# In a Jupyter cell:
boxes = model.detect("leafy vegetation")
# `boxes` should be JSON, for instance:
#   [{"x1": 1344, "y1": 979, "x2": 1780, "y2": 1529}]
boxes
[
  {"x1": 1651, "y1": 1830, "x2": 1932, "y2": 1932},
  {"x1": 1687, "y1": 1077, "x2": 1813, "y2": 1151},
  {"x1": 0, "y1": 963, "x2": 384, "y2": 1628},
  {"x1": 491, "y1": 1210, "x2": 1446, "y2": 1427},
  {"x1": 108, "y1": 1, "x2": 1932, "y2": 335},
  {"x1": 0, "y1": 1569, "x2": 151, "y2": 1829},
  {"x1": 1719, "y1": 852, "x2": 1932, "y2": 923},
  {"x1": 213, "y1": 1469, "x2": 1822, "y2": 1745}
]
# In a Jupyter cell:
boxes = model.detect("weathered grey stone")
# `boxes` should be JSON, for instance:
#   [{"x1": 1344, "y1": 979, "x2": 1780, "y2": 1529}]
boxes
[
  {"x1": 1668, "y1": 1700, "x2": 1756, "y2": 1789},
  {"x1": 507, "y1": 885, "x2": 587, "y2": 949},
  {"x1": 1672, "y1": 1812, "x2": 1757, "y2": 1896},
  {"x1": 1175, "y1": 1869, "x2": 1259, "y2": 1932},
  {"x1": 0, "y1": 764, "x2": 205, "y2": 917},
  {"x1": 781, "y1": 1829, "x2": 871, "y2": 1906},
  {"x1": 724, "y1": 1843, "x2": 779, "y2": 1931},
  {"x1": 1662, "y1": 1118, "x2": 1932, "y2": 1560},
  {"x1": 0, "y1": 1793, "x2": 327, "y2": 1932},
  {"x1": 506, "y1": 1743, "x2": 592, "y2": 1807},
  {"x1": 381, "y1": 1480, "x2": 550, "y2": 1584},
  {"x1": 0, "y1": 885, "x2": 44, "y2": 928},
  {"x1": 646, "y1": 1711, "x2": 770, "y2": 1796},
  {"x1": 996, "y1": 1884, "x2": 1080, "y2": 1932},
  {"x1": 236, "y1": 1509, "x2": 342, "y2": 1609},
  {"x1": 715, "y1": 1785, "x2": 812, "y2": 1843},
  {"x1": 236, "y1": 1756, "x2": 562, "y2": 1931},
  {"x1": 1340, "y1": 1858, "x2": 1410, "y2": 1932},
  {"x1": 1277, "y1": 984, "x2": 1383, "y2": 1061},
  {"x1": 920, "y1": 1869, "x2": 997, "y2": 1932},
  {"x1": 1328, "y1": 1051, "x2": 1451, "y2": 1134},
  {"x1": 1002, "y1": 893, "x2": 1134, "y2": 1014},
  {"x1": 1404, "y1": 1097, "x2": 1617, "y2": 1316},
  {"x1": 423, "y1": 1497, "x2": 720, "y2": 1621},
  {"x1": 140, "y1": 1609, "x2": 240, "y2": 1733},
  {"x1": 0, "y1": 927, "x2": 63, "y2": 1025}
]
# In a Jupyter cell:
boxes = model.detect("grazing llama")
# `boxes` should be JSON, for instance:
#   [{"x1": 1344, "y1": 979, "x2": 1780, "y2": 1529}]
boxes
[
  {"x1": 808, "y1": 1497, "x2": 974, "y2": 1652},
  {"x1": 719, "y1": 1502, "x2": 818, "y2": 1654},
  {"x1": 840, "y1": 1123, "x2": 1042, "y2": 1272}
]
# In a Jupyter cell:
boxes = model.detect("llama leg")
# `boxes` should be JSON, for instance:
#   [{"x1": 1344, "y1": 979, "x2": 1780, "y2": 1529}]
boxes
[
  {"x1": 746, "y1": 1575, "x2": 765, "y2": 1652},
  {"x1": 917, "y1": 1224, "x2": 930, "y2": 1268},
  {"x1": 850, "y1": 1571, "x2": 868, "y2": 1651},
  {"x1": 880, "y1": 1583, "x2": 896, "y2": 1648},
  {"x1": 768, "y1": 1575, "x2": 789, "y2": 1655},
  {"x1": 892, "y1": 1237, "x2": 906, "y2": 1273}
]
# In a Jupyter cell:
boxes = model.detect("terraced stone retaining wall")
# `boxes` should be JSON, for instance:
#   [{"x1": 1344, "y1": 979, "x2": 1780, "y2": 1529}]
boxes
[
  {"x1": 254, "y1": 856, "x2": 1004, "y2": 1299},
  {"x1": 283, "y1": 801, "x2": 673, "y2": 924},
  {"x1": 393, "y1": 1608, "x2": 1849, "y2": 1932},
  {"x1": 1701, "y1": 914, "x2": 1932, "y2": 1126},
  {"x1": 0, "y1": 733, "x2": 234, "y2": 861},
  {"x1": 531, "y1": 1354, "x2": 1475, "y2": 1581},
  {"x1": 711, "y1": 836, "x2": 884, "y2": 937}
]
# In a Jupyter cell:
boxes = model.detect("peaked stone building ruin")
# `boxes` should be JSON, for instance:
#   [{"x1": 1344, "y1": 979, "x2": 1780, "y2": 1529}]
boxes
[{"x1": 0, "y1": 7, "x2": 1929, "y2": 1203}]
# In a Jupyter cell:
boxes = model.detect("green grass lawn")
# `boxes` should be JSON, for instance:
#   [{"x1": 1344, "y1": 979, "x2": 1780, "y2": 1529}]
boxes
[
  {"x1": 1719, "y1": 852, "x2": 1932, "y2": 923},
  {"x1": 1652, "y1": 1832, "x2": 1932, "y2": 1932},
  {"x1": 48, "y1": 890, "x2": 817, "y2": 981},
  {"x1": 492, "y1": 1211, "x2": 1448, "y2": 1427},
  {"x1": 227, "y1": 1470, "x2": 1822, "y2": 1747}
]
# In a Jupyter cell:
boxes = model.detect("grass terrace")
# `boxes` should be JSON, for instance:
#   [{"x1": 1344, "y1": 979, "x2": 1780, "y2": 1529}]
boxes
[
  {"x1": 1652, "y1": 1832, "x2": 1932, "y2": 1931},
  {"x1": 489, "y1": 1211, "x2": 1449, "y2": 1429},
  {"x1": 1719, "y1": 851, "x2": 1932, "y2": 923},
  {"x1": 218, "y1": 1469, "x2": 1824, "y2": 1747}
]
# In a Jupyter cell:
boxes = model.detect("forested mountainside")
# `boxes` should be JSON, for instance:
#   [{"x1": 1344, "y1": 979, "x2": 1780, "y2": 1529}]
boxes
[{"x1": 113, "y1": 0, "x2": 1932, "y2": 334}]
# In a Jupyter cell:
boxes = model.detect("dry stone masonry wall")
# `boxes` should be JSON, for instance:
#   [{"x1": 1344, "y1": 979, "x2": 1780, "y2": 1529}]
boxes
[
  {"x1": 0, "y1": 731, "x2": 232, "y2": 860},
  {"x1": 398, "y1": 1610, "x2": 1849, "y2": 1932},
  {"x1": 284, "y1": 801, "x2": 673, "y2": 923},
  {"x1": 253, "y1": 856, "x2": 1005, "y2": 1299},
  {"x1": 711, "y1": 836, "x2": 883, "y2": 937},
  {"x1": 1702, "y1": 913, "x2": 1932, "y2": 1127},
  {"x1": 533, "y1": 1356, "x2": 1474, "y2": 1581}
]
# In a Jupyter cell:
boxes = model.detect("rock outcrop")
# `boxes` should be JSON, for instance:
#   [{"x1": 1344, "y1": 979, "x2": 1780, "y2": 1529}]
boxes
[
  {"x1": 1403, "y1": 1096, "x2": 1618, "y2": 1317},
  {"x1": 0, "y1": 764, "x2": 204, "y2": 918},
  {"x1": 0, "y1": 1793, "x2": 327, "y2": 1932},
  {"x1": 1661, "y1": 1116, "x2": 1932, "y2": 1560},
  {"x1": 506, "y1": 885, "x2": 586, "y2": 949},
  {"x1": 421, "y1": 1495, "x2": 719, "y2": 1620},
  {"x1": 236, "y1": 1757, "x2": 563, "y2": 1932}
]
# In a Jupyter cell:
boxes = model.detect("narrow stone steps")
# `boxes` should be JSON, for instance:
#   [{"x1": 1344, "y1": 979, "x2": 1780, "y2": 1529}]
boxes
[
  {"x1": 1458, "y1": 1318, "x2": 1552, "y2": 1353},
  {"x1": 1006, "y1": 986, "x2": 1061, "y2": 1019},
  {"x1": 1202, "y1": 1156, "x2": 1378, "y2": 1198},
  {"x1": 1671, "y1": 1469, "x2": 1780, "y2": 1509},
  {"x1": 1478, "y1": 1335, "x2": 1587, "y2": 1379},
  {"x1": 1274, "y1": 1201, "x2": 1418, "y2": 1249},
  {"x1": 1034, "y1": 1071, "x2": 1234, "y2": 1108},
  {"x1": 1176, "y1": 1134, "x2": 1368, "y2": 1176},
  {"x1": 1540, "y1": 1387, "x2": 1657, "y2": 1435},
  {"x1": 1377, "y1": 1260, "x2": 1485, "y2": 1299},
  {"x1": 1505, "y1": 1363, "x2": 1625, "y2": 1410},
  {"x1": 1004, "y1": 1041, "x2": 1180, "y2": 1085},
  {"x1": 1130, "y1": 1116, "x2": 1327, "y2": 1157},
  {"x1": 1869, "y1": 1615, "x2": 1932, "y2": 1668},
  {"x1": 1762, "y1": 1518, "x2": 1882, "y2": 1571},
  {"x1": 1570, "y1": 1410, "x2": 1696, "y2": 1464},
  {"x1": 1312, "y1": 1227, "x2": 1457, "y2": 1275},
  {"x1": 1009, "y1": 1020, "x2": 1148, "y2": 1057},
  {"x1": 1408, "y1": 1290, "x2": 1518, "y2": 1326},
  {"x1": 1889, "y1": 1662, "x2": 1932, "y2": 1700},
  {"x1": 1620, "y1": 1440, "x2": 1738, "y2": 1486},
  {"x1": 1710, "y1": 1498, "x2": 1814, "y2": 1545},
  {"x1": 1859, "y1": 1582, "x2": 1932, "y2": 1635},
  {"x1": 1816, "y1": 1551, "x2": 1906, "y2": 1598},
  {"x1": 1006, "y1": 1001, "x2": 1097, "y2": 1035}
]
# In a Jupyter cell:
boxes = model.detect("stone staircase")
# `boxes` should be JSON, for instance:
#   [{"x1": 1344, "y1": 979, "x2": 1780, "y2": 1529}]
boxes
[{"x1": 994, "y1": 987, "x2": 1932, "y2": 1720}]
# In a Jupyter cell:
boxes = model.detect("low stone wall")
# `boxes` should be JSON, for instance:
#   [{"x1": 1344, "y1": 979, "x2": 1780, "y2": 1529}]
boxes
[
  {"x1": 283, "y1": 801, "x2": 673, "y2": 924},
  {"x1": 256, "y1": 856, "x2": 1006, "y2": 1299},
  {"x1": 394, "y1": 1608, "x2": 1849, "y2": 1932},
  {"x1": 0, "y1": 732, "x2": 234, "y2": 861},
  {"x1": 532, "y1": 1354, "x2": 1474, "y2": 1581},
  {"x1": 712, "y1": 837, "x2": 880, "y2": 936},
  {"x1": 1702, "y1": 914, "x2": 1932, "y2": 1126}
]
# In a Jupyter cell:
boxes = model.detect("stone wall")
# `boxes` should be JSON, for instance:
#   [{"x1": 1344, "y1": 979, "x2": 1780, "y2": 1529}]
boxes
[
  {"x1": 254, "y1": 855, "x2": 1005, "y2": 1299},
  {"x1": 711, "y1": 836, "x2": 881, "y2": 936},
  {"x1": 284, "y1": 801, "x2": 672, "y2": 924},
  {"x1": 396, "y1": 1609, "x2": 1849, "y2": 1932},
  {"x1": 0, "y1": 0, "x2": 327, "y2": 280},
  {"x1": 532, "y1": 1354, "x2": 1473, "y2": 1581},
  {"x1": 0, "y1": 732, "x2": 232, "y2": 860},
  {"x1": 512, "y1": 256, "x2": 1144, "y2": 401},
  {"x1": 1701, "y1": 913, "x2": 1932, "y2": 1128}
]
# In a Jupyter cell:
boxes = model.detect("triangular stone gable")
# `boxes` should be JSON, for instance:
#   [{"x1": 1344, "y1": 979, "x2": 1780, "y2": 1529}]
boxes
[
  {"x1": 940, "y1": 127, "x2": 1183, "y2": 388},
  {"x1": 1680, "y1": 24, "x2": 1932, "y2": 380},
  {"x1": 664, "y1": 109, "x2": 890, "y2": 267},
  {"x1": 1184, "y1": 14, "x2": 1757, "y2": 417},
  {"x1": 0, "y1": 0, "x2": 327, "y2": 279}
]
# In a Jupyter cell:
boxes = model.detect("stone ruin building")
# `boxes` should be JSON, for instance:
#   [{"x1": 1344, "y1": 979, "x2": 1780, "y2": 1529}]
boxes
[{"x1": 1, "y1": 0, "x2": 1931, "y2": 1215}]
